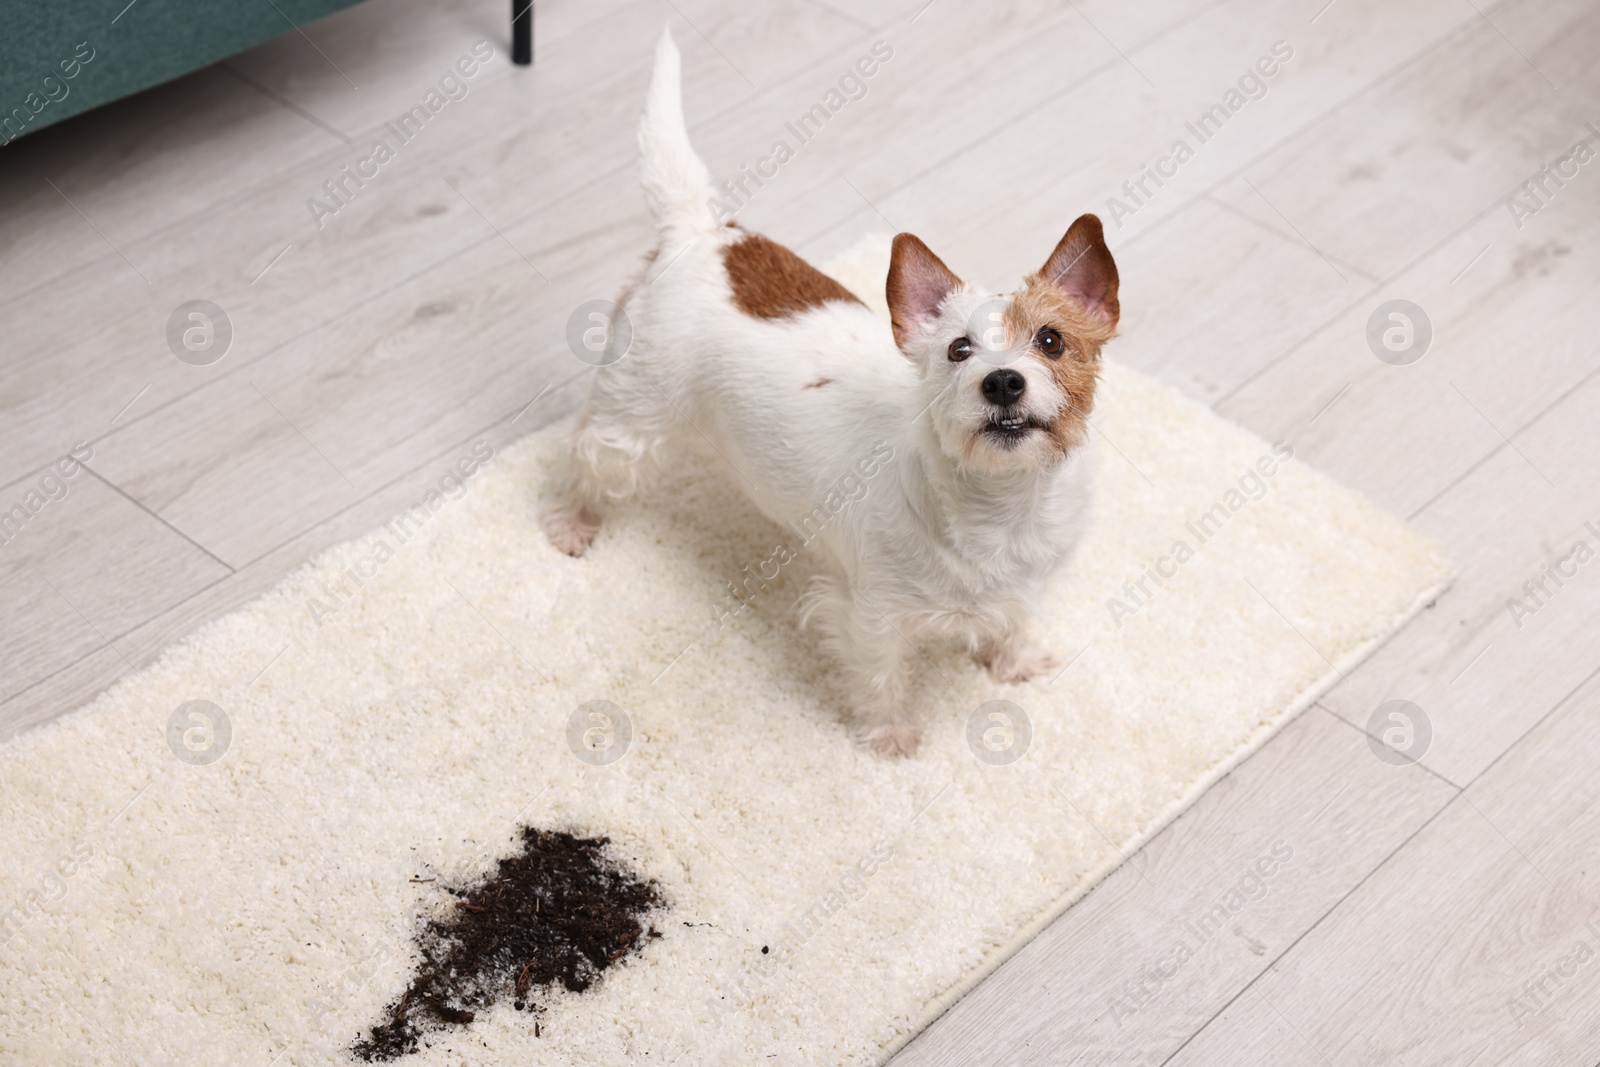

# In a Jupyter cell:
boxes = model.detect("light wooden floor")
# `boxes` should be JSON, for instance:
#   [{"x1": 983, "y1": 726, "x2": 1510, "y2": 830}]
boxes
[{"x1": 3, "y1": 0, "x2": 1598, "y2": 1062}]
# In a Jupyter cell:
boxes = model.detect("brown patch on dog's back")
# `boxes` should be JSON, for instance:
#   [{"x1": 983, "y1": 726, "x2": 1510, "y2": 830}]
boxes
[
  {"x1": 722, "y1": 233, "x2": 864, "y2": 319},
  {"x1": 803, "y1": 376, "x2": 833, "y2": 389}
]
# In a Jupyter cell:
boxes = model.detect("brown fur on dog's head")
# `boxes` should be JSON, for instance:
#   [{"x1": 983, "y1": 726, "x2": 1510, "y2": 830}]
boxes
[
  {"x1": 886, "y1": 215, "x2": 1119, "y2": 472},
  {"x1": 1003, "y1": 214, "x2": 1119, "y2": 451}
]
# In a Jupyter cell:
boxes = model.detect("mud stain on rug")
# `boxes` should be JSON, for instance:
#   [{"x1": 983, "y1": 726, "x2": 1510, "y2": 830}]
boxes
[{"x1": 353, "y1": 829, "x2": 663, "y2": 1060}]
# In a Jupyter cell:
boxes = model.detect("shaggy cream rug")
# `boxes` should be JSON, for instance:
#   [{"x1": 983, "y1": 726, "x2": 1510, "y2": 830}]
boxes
[{"x1": 0, "y1": 238, "x2": 1450, "y2": 1067}]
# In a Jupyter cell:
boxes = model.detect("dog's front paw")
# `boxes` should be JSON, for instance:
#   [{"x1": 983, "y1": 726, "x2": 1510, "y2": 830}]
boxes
[
  {"x1": 979, "y1": 643, "x2": 1059, "y2": 684},
  {"x1": 859, "y1": 720, "x2": 922, "y2": 759},
  {"x1": 544, "y1": 505, "x2": 600, "y2": 557}
]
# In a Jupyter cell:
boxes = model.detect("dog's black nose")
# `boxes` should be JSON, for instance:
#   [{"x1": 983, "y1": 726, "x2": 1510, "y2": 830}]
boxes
[{"x1": 982, "y1": 368, "x2": 1026, "y2": 406}]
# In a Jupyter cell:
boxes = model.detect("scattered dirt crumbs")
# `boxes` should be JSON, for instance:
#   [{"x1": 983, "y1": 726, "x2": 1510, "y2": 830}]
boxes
[{"x1": 352, "y1": 828, "x2": 663, "y2": 1061}]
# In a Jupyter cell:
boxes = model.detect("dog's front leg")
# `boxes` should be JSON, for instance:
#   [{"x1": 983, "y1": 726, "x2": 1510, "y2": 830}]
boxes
[
  {"x1": 975, "y1": 624, "x2": 1059, "y2": 685},
  {"x1": 844, "y1": 633, "x2": 921, "y2": 758},
  {"x1": 846, "y1": 627, "x2": 921, "y2": 758},
  {"x1": 805, "y1": 579, "x2": 922, "y2": 757}
]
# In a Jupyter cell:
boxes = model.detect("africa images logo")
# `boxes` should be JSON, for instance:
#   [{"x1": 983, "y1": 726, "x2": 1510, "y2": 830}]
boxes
[
  {"x1": 1103, "y1": 41, "x2": 1295, "y2": 227},
  {"x1": 305, "y1": 42, "x2": 496, "y2": 229}
]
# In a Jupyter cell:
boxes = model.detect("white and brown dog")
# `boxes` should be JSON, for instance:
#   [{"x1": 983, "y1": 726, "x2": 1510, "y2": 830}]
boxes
[{"x1": 547, "y1": 30, "x2": 1120, "y2": 757}]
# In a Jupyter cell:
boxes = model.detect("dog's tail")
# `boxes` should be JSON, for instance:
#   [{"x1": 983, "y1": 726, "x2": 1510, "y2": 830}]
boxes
[{"x1": 638, "y1": 29, "x2": 716, "y2": 237}]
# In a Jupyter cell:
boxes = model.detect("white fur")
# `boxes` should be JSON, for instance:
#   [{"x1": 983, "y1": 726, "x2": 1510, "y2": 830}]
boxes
[{"x1": 547, "y1": 30, "x2": 1099, "y2": 756}]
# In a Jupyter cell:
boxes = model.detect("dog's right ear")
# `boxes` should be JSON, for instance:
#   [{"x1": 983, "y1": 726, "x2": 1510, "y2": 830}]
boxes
[
  {"x1": 887, "y1": 233, "x2": 962, "y2": 350},
  {"x1": 1038, "y1": 214, "x2": 1119, "y2": 329}
]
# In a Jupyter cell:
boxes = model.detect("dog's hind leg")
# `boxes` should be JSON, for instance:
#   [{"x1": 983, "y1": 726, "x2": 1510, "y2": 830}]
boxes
[
  {"x1": 548, "y1": 30, "x2": 717, "y2": 557},
  {"x1": 544, "y1": 381, "x2": 678, "y2": 556},
  {"x1": 544, "y1": 422, "x2": 608, "y2": 556}
]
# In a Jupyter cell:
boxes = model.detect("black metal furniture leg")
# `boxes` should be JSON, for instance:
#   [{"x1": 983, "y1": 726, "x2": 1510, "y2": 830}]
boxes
[{"x1": 512, "y1": 0, "x2": 533, "y2": 65}]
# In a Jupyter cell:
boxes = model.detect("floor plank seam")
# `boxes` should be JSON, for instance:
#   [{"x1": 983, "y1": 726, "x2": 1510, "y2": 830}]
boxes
[
  {"x1": 0, "y1": 378, "x2": 587, "y2": 725},
  {"x1": 1199, "y1": 191, "x2": 1384, "y2": 285},
  {"x1": 1163, "y1": 668, "x2": 1600, "y2": 1062},
  {"x1": 0, "y1": 4, "x2": 652, "y2": 317},
  {"x1": 1212, "y1": 109, "x2": 1600, "y2": 417},
  {"x1": 1154, "y1": 790, "x2": 1465, "y2": 1066},
  {"x1": 865, "y1": 0, "x2": 1235, "y2": 207},
  {"x1": 1457, "y1": 660, "x2": 1600, "y2": 795},
  {"x1": 70, "y1": 226, "x2": 502, "y2": 456},
  {"x1": 80, "y1": 463, "x2": 236, "y2": 575},
  {"x1": 217, "y1": 61, "x2": 356, "y2": 146},
  {"x1": 1407, "y1": 361, "x2": 1600, "y2": 521},
  {"x1": 1312, "y1": 702, "x2": 1465, "y2": 792},
  {"x1": 1072, "y1": 2, "x2": 1497, "y2": 272}
]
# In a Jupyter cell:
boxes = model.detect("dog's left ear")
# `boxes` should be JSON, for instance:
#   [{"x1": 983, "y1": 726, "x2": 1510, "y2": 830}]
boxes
[
  {"x1": 887, "y1": 233, "x2": 963, "y2": 350},
  {"x1": 1038, "y1": 214, "x2": 1119, "y2": 328}
]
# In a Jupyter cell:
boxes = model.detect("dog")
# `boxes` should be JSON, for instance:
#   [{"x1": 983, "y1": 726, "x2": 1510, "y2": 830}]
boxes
[{"x1": 546, "y1": 30, "x2": 1120, "y2": 757}]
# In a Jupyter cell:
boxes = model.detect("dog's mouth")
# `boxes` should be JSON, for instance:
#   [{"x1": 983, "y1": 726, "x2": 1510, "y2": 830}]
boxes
[{"x1": 981, "y1": 411, "x2": 1046, "y2": 447}]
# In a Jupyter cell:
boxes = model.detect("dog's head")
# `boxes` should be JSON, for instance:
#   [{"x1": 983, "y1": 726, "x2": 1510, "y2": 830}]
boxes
[{"x1": 887, "y1": 215, "x2": 1118, "y2": 473}]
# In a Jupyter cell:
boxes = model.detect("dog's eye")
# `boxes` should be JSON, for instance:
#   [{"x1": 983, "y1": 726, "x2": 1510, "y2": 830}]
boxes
[
  {"x1": 1035, "y1": 327, "x2": 1063, "y2": 358},
  {"x1": 948, "y1": 337, "x2": 974, "y2": 362}
]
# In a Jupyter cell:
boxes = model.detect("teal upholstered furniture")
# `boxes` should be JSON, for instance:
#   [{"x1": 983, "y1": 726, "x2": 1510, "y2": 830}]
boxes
[{"x1": 1, "y1": 0, "x2": 365, "y2": 146}]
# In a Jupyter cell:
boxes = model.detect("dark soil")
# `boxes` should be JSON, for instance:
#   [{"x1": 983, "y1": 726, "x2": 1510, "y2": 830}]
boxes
[{"x1": 352, "y1": 828, "x2": 663, "y2": 1061}]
